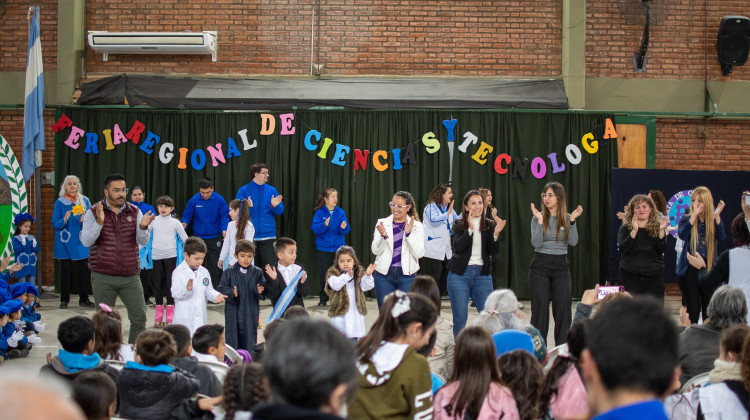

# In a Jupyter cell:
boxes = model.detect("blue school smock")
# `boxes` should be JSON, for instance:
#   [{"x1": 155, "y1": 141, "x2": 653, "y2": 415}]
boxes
[{"x1": 51, "y1": 197, "x2": 91, "y2": 260}]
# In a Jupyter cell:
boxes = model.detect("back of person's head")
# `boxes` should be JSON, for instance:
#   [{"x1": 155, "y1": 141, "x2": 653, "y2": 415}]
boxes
[
  {"x1": 733, "y1": 212, "x2": 750, "y2": 247},
  {"x1": 222, "y1": 363, "x2": 269, "y2": 419},
  {"x1": 472, "y1": 312, "x2": 505, "y2": 334},
  {"x1": 198, "y1": 177, "x2": 213, "y2": 189},
  {"x1": 264, "y1": 319, "x2": 357, "y2": 411},
  {"x1": 59, "y1": 316, "x2": 96, "y2": 353},
  {"x1": 497, "y1": 350, "x2": 543, "y2": 420},
  {"x1": 184, "y1": 236, "x2": 208, "y2": 256},
  {"x1": 708, "y1": 285, "x2": 748, "y2": 329},
  {"x1": 235, "y1": 239, "x2": 255, "y2": 256},
  {"x1": 163, "y1": 324, "x2": 191, "y2": 358},
  {"x1": 72, "y1": 371, "x2": 117, "y2": 420},
  {"x1": 135, "y1": 328, "x2": 177, "y2": 366},
  {"x1": 282, "y1": 305, "x2": 310, "y2": 320},
  {"x1": 92, "y1": 309, "x2": 123, "y2": 360},
  {"x1": 409, "y1": 275, "x2": 441, "y2": 313},
  {"x1": 584, "y1": 297, "x2": 678, "y2": 397},
  {"x1": 273, "y1": 237, "x2": 296, "y2": 254},
  {"x1": 540, "y1": 319, "x2": 588, "y2": 416},
  {"x1": 0, "y1": 372, "x2": 86, "y2": 420},
  {"x1": 357, "y1": 291, "x2": 437, "y2": 361},
  {"x1": 416, "y1": 330, "x2": 438, "y2": 358},
  {"x1": 447, "y1": 326, "x2": 502, "y2": 419},
  {"x1": 479, "y1": 289, "x2": 526, "y2": 332},
  {"x1": 740, "y1": 331, "x2": 750, "y2": 391},
  {"x1": 263, "y1": 318, "x2": 287, "y2": 342},
  {"x1": 193, "y1": 324, "x2": 224, "y2": 355},
  {"x1": 720, "y1": 325, "x2": 750, "y2": 360}
]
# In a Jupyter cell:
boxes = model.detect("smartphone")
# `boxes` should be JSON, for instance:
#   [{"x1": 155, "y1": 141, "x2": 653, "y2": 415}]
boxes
[
  {"x1": 598, "y1": 285, "x2": 624, "y2": 300},
  {"x1": 745, "y1": 194, "x2": 750, "y2": 206}
]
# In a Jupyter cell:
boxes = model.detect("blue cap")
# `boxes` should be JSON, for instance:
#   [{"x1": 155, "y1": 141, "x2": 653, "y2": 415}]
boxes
[
  {"x1": 13, "y1": 212, "x2": 34, "y2": 226},
  {"x1": 3, "y1": 299, "x2": 23, "y2": 313},
  {"x1": 492, "y1": 330, "x2": 535, "y2": 358},
  {"x1": 0, "y1": 305, "x2": 9, "y2": 316},
  {"x1": 25, "y1": 283, "x2": 39, "y2": 296},
  {"x1": 0, "y1": 288, "x2": 11, "y2": 304},
  {"x1": 10, "y1": 283, "x2": 28, "y2": 299}
]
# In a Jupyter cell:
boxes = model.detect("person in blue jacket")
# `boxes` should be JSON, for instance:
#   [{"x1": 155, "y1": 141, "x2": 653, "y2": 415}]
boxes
[
  {"x1": 181, "y1": 177, "x2": 229, "y2": 288},
  {"x1": 51, "y1": 175, "x2": 94, "y2": 309},
  {"x1": 12, "y1": 213, "x2": 40, "y2": 286},
  {"x1": 310, "y1": 188, "x2": 350, "y2": 307},
  {"x1": 235, "y1": 163, "x2": 284, "y2": 281},
  {"x1": 131, "y1": 186, "x2": 156, "y2": 306}
]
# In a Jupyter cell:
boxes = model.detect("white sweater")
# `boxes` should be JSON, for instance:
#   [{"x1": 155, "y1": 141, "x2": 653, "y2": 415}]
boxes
[{"x1": 149, "y1": 215, "x2": 188, "y2": 260}]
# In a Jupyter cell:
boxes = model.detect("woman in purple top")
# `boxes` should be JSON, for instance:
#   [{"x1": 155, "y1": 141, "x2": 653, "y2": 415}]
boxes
[{"x1": 370, "y1": 191, "x2": 425, "y2": 308}]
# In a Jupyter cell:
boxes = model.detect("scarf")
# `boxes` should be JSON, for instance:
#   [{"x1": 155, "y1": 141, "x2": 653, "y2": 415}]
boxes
[
  {"x1": 708, "y1": 358, "x2": 743, "y2": 383},
  {"x1": 65, "y1": 193, "x2": 77, "y2": 203}
]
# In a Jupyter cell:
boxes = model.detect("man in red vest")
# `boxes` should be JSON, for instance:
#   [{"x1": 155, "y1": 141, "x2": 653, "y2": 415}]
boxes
[{"x1": 81, "y1": 173, "x2": 155, "y2": 343}]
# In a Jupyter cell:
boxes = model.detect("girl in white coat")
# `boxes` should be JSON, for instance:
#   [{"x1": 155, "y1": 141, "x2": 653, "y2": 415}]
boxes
[
  {"x1": 171, "y1": 237, "x2": 227, "y2": 334},
  {"x1": 371, "y1": 191, "x2": 425, "y2": 308}
]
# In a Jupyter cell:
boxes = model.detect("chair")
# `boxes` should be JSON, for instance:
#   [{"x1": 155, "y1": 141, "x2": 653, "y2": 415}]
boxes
[
  {"x1": 680, "y1": 372, "x2": 711, "y2": 393},
  {"x1": 224, "y1": 344, "x2": 242, "y2": 365},
  {"x1": 544, "y1": 344, "x2": 568, "y2": 372},
  {"x1": 105, "y1": 359, "x2": 127, "y2": 370},
  {"x1": 199, "y1": 360, "x2": 230, "y2": 383}
]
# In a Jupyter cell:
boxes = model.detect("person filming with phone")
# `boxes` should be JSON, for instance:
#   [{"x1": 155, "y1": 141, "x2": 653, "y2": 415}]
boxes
[{"x1": 617, "y1": 194, "x2": 669, "y2": 304}]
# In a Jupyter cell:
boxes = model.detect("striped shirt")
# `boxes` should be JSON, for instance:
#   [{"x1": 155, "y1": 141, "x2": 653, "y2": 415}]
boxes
[{"x1": 391, "y1": 222, "x2": 406, "y2": 267}]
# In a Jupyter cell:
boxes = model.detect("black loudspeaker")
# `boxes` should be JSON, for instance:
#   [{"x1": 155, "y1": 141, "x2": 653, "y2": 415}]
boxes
[{"x1": 717, "y1": 16, "x2": 750, "y2": 75}]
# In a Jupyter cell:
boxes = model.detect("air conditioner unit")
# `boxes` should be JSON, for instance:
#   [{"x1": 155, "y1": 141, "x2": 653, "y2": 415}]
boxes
[{"x1": 87, "y1": 31, "x2": 217, "y2": 62}]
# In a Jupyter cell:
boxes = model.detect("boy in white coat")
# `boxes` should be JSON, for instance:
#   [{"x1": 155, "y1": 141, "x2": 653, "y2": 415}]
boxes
[{"x1": 171, "y1": 237, "x2": 227, "y2": 334}]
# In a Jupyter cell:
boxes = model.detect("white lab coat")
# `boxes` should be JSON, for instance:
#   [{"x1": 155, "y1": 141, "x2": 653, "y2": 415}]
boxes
[
  {"x1": 171, "y1": 260, "x2": 221, "y2": 335},
  {"x1": 422, "y1": 202, "x2": 458, "y2": 260}
]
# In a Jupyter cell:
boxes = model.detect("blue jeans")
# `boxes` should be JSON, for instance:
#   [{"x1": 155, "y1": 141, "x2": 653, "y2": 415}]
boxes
[
  {"x1": 373, "y1": 266, "x2": 415, "y2": 308},
  {"x1": 16, "y1": 275, "x2": 36, "y2": 287},
  {"x1": 447, "y1": 265, "x2": 494, "y2": 337}
]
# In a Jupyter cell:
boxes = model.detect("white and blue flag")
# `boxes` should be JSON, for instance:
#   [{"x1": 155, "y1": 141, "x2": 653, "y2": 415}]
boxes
[{"x1": 22, "y1": 6, "x2": 46, "y2": 182}]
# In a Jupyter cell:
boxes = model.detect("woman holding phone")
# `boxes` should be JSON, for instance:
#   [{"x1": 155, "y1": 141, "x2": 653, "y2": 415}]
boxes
[
  {"x1": 528, "y1": 182, "x2": 582, "y2": 347},
  {"x1": 617, "y1": 194, "x2": 669, "y2": 303}
]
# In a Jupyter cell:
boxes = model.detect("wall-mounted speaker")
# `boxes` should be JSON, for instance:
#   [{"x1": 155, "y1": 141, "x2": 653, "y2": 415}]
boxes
[{"x1": 717, "y1": 16, "x2": 750, "y2": 75}]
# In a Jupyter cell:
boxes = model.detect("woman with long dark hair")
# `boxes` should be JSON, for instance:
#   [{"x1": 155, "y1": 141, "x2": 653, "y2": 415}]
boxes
[
  {"x1": 422, "y1": 183, "x2": 457, "y2": 297},
  {"x1": 528, "y1": 182, "x2": 582, "y2": 346},
  {"x1": 447, "y1": 190, "x2": 505, "y2": 337},
  {"x1": 312, "y1": 188, "x2": 350, "y2": 307},
  {"x1": 371, "y1": 191, "x2": 424, "y2": 307},
  {"x1": 617, "y1": 194, "x2": 669, "y2": 302}
]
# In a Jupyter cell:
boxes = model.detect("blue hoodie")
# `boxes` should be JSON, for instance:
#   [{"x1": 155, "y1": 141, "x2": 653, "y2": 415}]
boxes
[
  {"x1": 181, "y1": 192, "x2": 230, "y2": 239},
  {"x1": 235, "y1": 181, "x2": 284, "y2": 239},
  {"x1": 311, "y1": 206, "x2": 350, "y2": 252}
]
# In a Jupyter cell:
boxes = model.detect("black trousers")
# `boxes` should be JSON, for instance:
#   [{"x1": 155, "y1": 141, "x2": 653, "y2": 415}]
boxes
[
  {"x1": 60, "y1": 258, "x2": 91, "y2": 303},
  {"x1": 316, "y1": 250, "x2": 336, "y2": 303},
  {"x1": 422, "y1": 256, "x2": 449, "y2": 297},
  {"x1": 528, "y1": 252, "x2": 571, "y2": 347},
  {"x1": 202, "y1": 236, "x2": 223, "y2": 289},
  {"x1": 254, "y1": 239, "x2": 278, "y2": 284},
  {"x1": 678, "y1": 265, "x2": 711, "y2": 324},
  {"x1": 140, "y1": 268, "x2": 153, "y2": 299},
  {"x1": 619, "y1": 266, "x2": 664, "y2": 305},
  {"x1": 153, "y1": 258, "x2": 177, "y2": 305}
]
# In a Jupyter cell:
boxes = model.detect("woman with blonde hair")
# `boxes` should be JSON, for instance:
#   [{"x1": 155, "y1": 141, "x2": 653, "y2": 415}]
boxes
[
  {"x1": 617, "y1": 194, "x2": 669, "y2": 302},
  {"x1": 677, "y1": 186, "x2": 726, "y2": 324}
]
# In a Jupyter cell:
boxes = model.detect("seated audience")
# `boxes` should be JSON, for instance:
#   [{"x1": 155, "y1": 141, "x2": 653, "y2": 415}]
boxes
[
  {"x1": 0, "y1": 372, "x2": 86, "y2": 420},
  {"x1": 415, "y1": 330, "x2": 444, "y2": 395},
  {"x1": 92, "y1": 304, "x2": 134, "y2": 362},
  {"x1": 117, "y1": 328, "x2": 200, "y2": 420},
  {"x1": 40, "y1": 316, "x2": 119, "y2": 384},
  {"x1": 253, "y1": 318, "x2": 359, "y2": 420},
  {"x1": 163, "y1": 324, "x2": 222, "y2": 397},
  {"x1": 191, "y1": 324, "x2": 227, "y2": 364},
  {"x1": 492, "y1": 329, "x2": 535, "y2": 358},
  {"x1": 410, "y1": 275, "x2": 455, "y2": 380},
  {"x1": 251, "y1": 318, "x2": 287, "y2": 363},
  {"x1": 540, "y1": 320, "x2": 589, "y2": 420},
  {"x1": 71, "y1": 371, "x2": 118, "y2": 420},
  {"x1": 497, "y1": 349, "x2": 544, "y2": 420}
]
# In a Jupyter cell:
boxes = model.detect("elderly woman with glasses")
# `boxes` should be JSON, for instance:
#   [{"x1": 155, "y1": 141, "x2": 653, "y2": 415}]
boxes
[
  {"x1": 51, "y1": 175, "x2": 95, "y2": 309},
  {"x1": 371, "y1": 191, "x2": 425, "y2": 308}
]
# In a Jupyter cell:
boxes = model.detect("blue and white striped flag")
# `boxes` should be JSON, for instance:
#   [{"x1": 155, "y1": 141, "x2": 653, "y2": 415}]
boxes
[
  {"x1": 22, "y1": 6, "x2": 46, "y2": 182},
  {"x1": 268, "y1": 270, "x2": 306, "y2": 322}
]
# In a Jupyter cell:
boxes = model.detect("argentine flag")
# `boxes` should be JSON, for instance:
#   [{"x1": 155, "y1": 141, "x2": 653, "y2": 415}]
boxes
[{"x1": 22, "y1": 6, "x2": 46, "y2": 182}]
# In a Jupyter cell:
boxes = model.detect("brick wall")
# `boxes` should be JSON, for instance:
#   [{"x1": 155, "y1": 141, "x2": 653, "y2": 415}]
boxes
[
  {"x1": 0, "y1": 110, "x2": 57, "y2": 287},
  {"x1": 587, "y1": 0, "x2": 750, "y2": 80},
  {"x1": 84, "y1": 0, "x2": 562, "y2": 77},
  {"x1": 655, "y1": 118, "x2": 750, "y2": 170},
  {"x1": 0, "y1": 0, "x2": 58, "y2": 73}
]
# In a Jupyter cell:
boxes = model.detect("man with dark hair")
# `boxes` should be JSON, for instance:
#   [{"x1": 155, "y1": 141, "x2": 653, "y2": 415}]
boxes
[
  {"x1": 181, "y1": 177, "x2": 229, "y2": 288},
  {"x1": 163, "y1": 324, "x2": 222, "y2": 397},
  {"x1": 235, "y1": 163, "x2": 284, "y2": 280},
  {"x1": 191, "y1": 324, "x2": 226, "y2": 364},
  {"x1": 81, "y1": 173, "x2": 155, "y2": 343},
  {"x1": 40, "y1": 316, "x2": 119, "y2": 384},
  {"x1": 581, "y1": 297, "x2": 679, "y2": 419}
]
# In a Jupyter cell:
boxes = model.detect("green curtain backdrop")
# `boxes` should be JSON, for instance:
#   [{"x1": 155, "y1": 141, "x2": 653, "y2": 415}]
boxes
[{"x1": 54, "y1": 106, "x2": 616, "y2": 299}]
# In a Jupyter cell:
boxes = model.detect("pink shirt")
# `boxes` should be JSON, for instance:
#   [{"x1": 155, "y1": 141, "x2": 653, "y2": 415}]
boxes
[
  {"x1": 550, "y1": 364, "x2": 589, "y2": 419},
  {"x1": 434, "y1": 382, "x2": 520, "y2": 420}
]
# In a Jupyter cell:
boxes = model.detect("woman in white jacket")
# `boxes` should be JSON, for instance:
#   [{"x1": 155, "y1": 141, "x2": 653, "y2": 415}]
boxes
[
  {"x1": 371, "y1": 191, "x2": 425, "y2": 308},
  {"x1": 422, "y1": 183, "x2": 457, "y2": 298}
]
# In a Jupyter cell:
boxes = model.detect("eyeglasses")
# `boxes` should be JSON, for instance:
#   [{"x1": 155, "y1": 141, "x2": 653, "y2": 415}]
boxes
[
  {"x1": 389, "y1": 202, "x2": 409, "y2": 209},
  {"x1": 541, "y1": 193, "x2": 556, "y2": 199},
  {"x1": 110, "y1": 188, "x2": 129, "y2": 194},
  {"x1": 259, "y1": 171, "x2": 269, "y2": 175}
]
